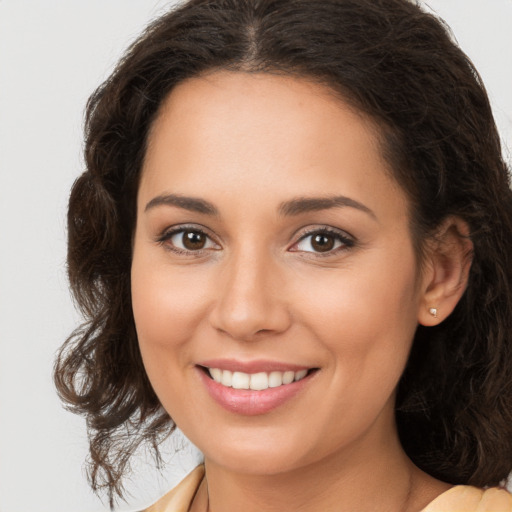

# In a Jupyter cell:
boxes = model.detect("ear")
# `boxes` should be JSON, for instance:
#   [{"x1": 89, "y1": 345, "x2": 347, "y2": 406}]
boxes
[{"x1": 417, "y1": 217, "x2": 473, "y2": 326}]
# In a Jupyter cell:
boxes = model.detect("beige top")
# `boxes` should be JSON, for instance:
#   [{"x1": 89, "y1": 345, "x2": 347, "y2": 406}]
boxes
[{"x1": 143, "y1": 465, "x2": 512, "y2": 512}]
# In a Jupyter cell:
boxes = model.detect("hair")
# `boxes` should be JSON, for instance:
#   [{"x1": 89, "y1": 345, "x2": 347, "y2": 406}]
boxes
[{"x1": 54, "y1": 0, "x2": 512, "y2": 506}]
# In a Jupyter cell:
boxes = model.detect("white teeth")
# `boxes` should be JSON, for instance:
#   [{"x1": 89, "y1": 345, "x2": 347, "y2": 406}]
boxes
[
  {"x1": 283, "y1": 370, "x2": 295, "y2": 385},
  {"x1": 232, "y1": 371, "x2": 250, "y2": 389},
  {"x1": 268, "y1": 371, "x2": 283, "y2": 388},
  {"x1": 208, "y1": 368, "x2": 310, "y2": 390},
  {"x1": 295, "y1": 369, "x2": 308, "y2": 381},
  {"x1": 249, "y1": 372, "x2": 268, "y2": 390},
  {"x1": 209, "y1": 368, "x2": 222, "y2": 382},
  {"x1": 221, "y1": 369, "x2": 232, "y2": 387}
]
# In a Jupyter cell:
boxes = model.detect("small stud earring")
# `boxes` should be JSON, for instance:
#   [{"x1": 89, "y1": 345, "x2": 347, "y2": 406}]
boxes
[{"x1": 429, "y1": 307, "x2": 438, "y2": 318}]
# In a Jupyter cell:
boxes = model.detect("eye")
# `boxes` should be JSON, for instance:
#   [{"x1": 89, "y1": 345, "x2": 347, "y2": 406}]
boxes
[
  {"x1": 158, "y1": 227, "x2": 220, "y2": 253},
  {"x1": 291, "y1": 228, "x2": 354, "y2": 254}
]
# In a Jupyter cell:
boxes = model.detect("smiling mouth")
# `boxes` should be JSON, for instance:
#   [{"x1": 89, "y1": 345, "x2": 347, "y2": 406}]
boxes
[{"x1": 200, "y1": 366, "x2": 317, "y2": 391}]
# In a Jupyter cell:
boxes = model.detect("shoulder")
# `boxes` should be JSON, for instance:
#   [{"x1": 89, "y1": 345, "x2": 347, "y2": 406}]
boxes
[
  {"x1": 422, "y1": 485, "x2": 512, "y2": 512},
  {"x1": 141, "y1": 465, "x2": 205, "y2": 512}
]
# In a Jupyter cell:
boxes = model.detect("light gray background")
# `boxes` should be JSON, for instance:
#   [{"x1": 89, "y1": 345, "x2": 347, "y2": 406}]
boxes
[{"x1": 0, "y1": 1, "x2": 510, "y2": 511}]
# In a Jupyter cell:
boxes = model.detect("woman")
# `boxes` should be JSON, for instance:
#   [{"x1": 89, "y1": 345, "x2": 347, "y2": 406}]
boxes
[{"x1": 54, "y1": 0, "x2": 512, "y2": 510}]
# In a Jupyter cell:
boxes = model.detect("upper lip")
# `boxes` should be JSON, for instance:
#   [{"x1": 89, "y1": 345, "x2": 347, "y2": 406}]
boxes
[{"x1": 197, "y1": 359, "x2": 313, "y2": 374}]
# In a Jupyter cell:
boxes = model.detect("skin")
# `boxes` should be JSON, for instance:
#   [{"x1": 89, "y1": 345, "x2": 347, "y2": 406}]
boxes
[{"x1": 131, "y1": 71, "x2": 471, "y2": 512}]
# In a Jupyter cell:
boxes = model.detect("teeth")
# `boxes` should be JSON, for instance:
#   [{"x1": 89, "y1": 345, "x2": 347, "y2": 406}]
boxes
[
  {"x1": 221, "y1": 370, "x2": 233, "y2": 387},
  {"x1": 207, "y1": 368, "x2": 309, "y2": 390},
  {"x1": 295, "y1": 369, "x2": 308, "y2": 381},
  {"x1": 283, "y1": 371, "x2": 295, "y2": 384},
  {"x1": 268, "y1": 371, "x2": 283, "y2": 388},
  {"x1": 232, "y1": 371, "x2": 250, "y2": 389},
  {"x1": 249, "y1": 372, "x2": 268, "y2": 390},
  {"x1": 209, "y1": 368, "x2": 222, "y2": 382}
]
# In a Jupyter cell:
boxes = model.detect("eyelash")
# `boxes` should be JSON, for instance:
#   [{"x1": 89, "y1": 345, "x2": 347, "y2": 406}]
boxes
[
  {"x1": 156, "y1": 225, "x2": 355, "y2": 257},
  {"x1": 291, "y1": 227, "x2": 355, "y2": 257},
  {"x1": 157, "y1": 225, "x2": 219, "y2": 256}
]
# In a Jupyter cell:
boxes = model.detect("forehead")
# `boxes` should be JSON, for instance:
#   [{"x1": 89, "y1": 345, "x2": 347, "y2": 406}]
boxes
[
  {"x1": 147, "y1": 71, "x2": 381, "y2": 163},
  {"x1": 140, "y1": 71, "x2": 407, "y2": 221}
]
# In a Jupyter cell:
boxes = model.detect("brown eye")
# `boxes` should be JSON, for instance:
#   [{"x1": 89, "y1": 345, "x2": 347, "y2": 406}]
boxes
[
  {"x1": 292, "y1": 228, "x2": 354, "y2": 255},
  {"x1": 182, "y1": 230, "x2": 207, "y2": 250},
  {"x1": 311, "y1": 233, "x2": 335, "y2": 252},
  {"x1": 163, "y1": 227, "x2": 219, "y2": 253}
]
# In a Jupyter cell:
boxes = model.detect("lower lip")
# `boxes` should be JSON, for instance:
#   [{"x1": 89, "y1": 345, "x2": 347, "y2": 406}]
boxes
[{"x1": 197, "y1": 368, "x2": 314, "y2": 416}]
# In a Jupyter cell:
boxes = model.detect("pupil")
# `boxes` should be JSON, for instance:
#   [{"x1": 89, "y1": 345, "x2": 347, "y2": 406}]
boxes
[
  {"x1": 312, "y1": 234, "x2": 334, "y2": 252},
  {"x1": 183, "y1": 231, "x2": 206, "y2": 250}
]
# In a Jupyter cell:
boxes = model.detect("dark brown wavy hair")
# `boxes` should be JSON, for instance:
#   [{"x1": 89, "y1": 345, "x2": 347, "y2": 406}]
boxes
[{"x1": 54, "y1": 0, "x2": 512, "y2": 506}]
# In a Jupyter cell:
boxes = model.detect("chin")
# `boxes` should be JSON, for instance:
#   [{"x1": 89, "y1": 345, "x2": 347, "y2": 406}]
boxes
[
  {"x1": 191, "y1": 423, "x2": 329, "y2": 476},
  {"x1": 206, "y1": 448, "x2": 306, "y2": 476}
]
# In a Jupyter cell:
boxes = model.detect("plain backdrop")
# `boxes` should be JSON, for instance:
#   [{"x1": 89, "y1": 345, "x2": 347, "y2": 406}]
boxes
[{"x1": 0, "y1": 1, "x2": 510, "y2": 511}]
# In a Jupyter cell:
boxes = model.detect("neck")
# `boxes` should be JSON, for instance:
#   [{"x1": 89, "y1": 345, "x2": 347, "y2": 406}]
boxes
[{"x1": 193, "y1": 426, "x2": 440, "y2": 512}]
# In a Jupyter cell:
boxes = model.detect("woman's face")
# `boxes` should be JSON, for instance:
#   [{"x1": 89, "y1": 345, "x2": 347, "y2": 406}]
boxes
[{"x1": 131, "y1": 71, "x2": 426, "y2": 475}]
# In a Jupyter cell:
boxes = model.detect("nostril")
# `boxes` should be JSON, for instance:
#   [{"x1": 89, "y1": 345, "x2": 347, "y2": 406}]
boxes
[{"x1": 255, "y1": 328, "x2": 272, "y2": 335}]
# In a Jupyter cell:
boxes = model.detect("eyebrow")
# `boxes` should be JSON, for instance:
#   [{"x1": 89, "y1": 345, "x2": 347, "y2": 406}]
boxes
[
  {"x1": 144, "y1": 193, "x2": 375, "y2": 220},
  {"x1": 145, "y1": 194, "x2": 218, "y2": 215},
  {"x1": 278, "y1": 196, "x2": 376, "y2": 219}
]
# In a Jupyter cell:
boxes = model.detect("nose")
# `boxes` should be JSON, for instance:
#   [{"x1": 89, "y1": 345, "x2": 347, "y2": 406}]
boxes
[{"x1": 208, "y1": 248, "x2": 292, "y2": 341}]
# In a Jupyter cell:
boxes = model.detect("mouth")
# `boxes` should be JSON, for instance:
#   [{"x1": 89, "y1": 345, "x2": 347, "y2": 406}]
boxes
[
  {"x1": 196, "y1": 362, "x2": 319, "y2": 415},
  {"x1": 200, "y1": 366, "x2": 313, "y2": 390}
]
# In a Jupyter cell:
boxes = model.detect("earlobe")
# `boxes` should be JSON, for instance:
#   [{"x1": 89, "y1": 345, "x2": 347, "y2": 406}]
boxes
[{"x1": 418, "y1": 217, "x2": 473, "y2": 326}]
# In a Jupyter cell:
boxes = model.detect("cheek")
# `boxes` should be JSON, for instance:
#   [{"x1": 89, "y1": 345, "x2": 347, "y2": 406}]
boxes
[
  {"x1": 132, "y1": 254, "x2": 208, "y2": 341},
  {"x1": 130, "y1": 249, "x2": 213, "y2": 392},
  {"x1": 130, "y1": 258, "x2": 215, "y2": 425},
  {"x1": 297, "y1": 262, "x2": 418, "y2": 331},
  {"x1": 294, "y1": 247, "x2": 420, "y2": 390}
]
